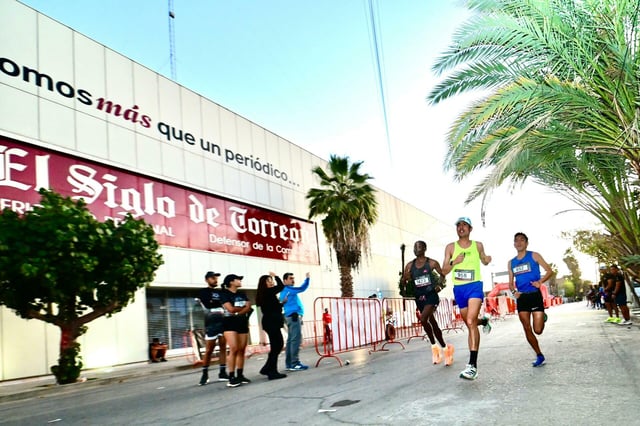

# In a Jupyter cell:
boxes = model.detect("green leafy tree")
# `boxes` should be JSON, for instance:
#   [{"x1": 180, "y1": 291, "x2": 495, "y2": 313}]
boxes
[
  {"x1": 307, "y1": 155, "x2": 378, "y2": 297},
  {"x1": 427, "y1": 0, "x2": 640, "y2": 278},
  {"x1": 561, "y1": 279, "x2": 576, "y2": 298},
  {"x1": 563, "y1": 249, "x2": 588, "y2": 299},
  {"x1": 0, "y1": 190, "x2": 163, "y2": 384},
  {"x1": 547, "y1": 262, "x2": 559, "y2": 295}
]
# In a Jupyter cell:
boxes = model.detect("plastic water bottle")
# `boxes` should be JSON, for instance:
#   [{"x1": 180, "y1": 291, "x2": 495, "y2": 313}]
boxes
[{"x1": 377, "y1": 288, "x2": 382, "y2": 299}]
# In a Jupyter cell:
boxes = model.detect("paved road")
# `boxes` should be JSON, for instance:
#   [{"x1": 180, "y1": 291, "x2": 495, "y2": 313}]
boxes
[{"x1": 1, "y1": 302, "x2": 638, "y2": 425}]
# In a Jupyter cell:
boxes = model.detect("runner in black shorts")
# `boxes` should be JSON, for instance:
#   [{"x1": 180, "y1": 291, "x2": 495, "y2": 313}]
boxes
[
  {"x1": 508, "y1": 233, "x2": 554, "y2": 367},
  {"x1": 402, "y1": 241, "x2": 454, "y2": 366}
]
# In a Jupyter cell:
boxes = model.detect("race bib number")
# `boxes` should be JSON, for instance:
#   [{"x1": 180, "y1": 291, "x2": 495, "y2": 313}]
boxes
[
  {"x1": 414, "y1": 275, "x2": 432, "y2": 287},
  {"x1": 209, "y1": 308, "x2": 224, "y2": 315},
  {"x1": 512, "y1": 263, "x2": 531, "y2": 275},
  {"x1": 454, "y1": 269, "x2": 475, "y2": 281},
  {"x1": 234, "y1": 300, "x2": 246, "y2": 307}
]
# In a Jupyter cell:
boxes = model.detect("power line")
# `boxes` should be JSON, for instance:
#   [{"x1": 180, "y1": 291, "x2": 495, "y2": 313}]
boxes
[
  {"x1": 366, "y1": 0, "x2": 392, "y2": 164},
  {"x1": 168, "y1": 0, "x2": 176, "y2": 81}
]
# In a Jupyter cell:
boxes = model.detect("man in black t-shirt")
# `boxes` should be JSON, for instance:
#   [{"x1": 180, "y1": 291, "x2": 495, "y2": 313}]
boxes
[
  {"x1": 610, "y1": 265, "x2": 632, "y2": 326},
  {"x1": 196, "y1": 271, "x2": 229, "y2": 385}
]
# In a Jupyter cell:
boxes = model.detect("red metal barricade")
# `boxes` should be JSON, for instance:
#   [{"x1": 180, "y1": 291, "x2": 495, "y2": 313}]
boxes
[{"x1": 313, "y1": 297, "x2": 384, "y2": 366}]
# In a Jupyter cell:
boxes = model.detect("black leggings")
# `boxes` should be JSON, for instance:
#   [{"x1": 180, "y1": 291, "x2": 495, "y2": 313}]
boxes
[{"x1": 261, "y1": 321, "x2": 284, "y2": 373}]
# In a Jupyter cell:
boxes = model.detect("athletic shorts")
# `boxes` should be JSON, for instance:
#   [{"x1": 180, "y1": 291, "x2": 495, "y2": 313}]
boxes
[
  {"x1": 453, "y1": 281, "x2": 484, "y2": 309},
  {"x1": 204, "y1": 313, "x2": 224, "y2": 340},
  {"x1": 516, "y1": 291, "x2": 545, "y2": 313},
  {"x1": 415, "y1": 292, "x2": 440, "y2": 312},
  {"x1": 223, "y1": 316, "x2": 249, "y2": 334},
  {"x1": 615, "y1": 292, "x2": 628, "y2": 306}
]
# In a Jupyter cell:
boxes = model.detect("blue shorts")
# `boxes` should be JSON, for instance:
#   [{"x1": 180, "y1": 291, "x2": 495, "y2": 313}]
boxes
[{"x1": 453, "y1": 281, "x2": 484, "y2": 309}]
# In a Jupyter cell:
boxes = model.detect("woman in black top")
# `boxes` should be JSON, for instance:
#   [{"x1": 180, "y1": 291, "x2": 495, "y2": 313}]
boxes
[{"x1": 255, "y1": 272, "x2": 287, "y2": 380}]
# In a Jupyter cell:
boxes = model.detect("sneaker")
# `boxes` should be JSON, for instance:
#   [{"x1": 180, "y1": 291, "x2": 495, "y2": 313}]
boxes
[
  {"x1": 459, "y1": 364, "x2": 478, "y2": 380},
  {"x1": 619, "y1": 319, "x2": 633, "y2": 326},
  {"x1": 613, "y1": 317, "x2": 622, "y2": 323},
  {"x1": 288, "y1": 362, "x2": 309, "y2": 371},
  {"x1": 218, "y1": 371, "x2": 230, "y2": 381},
  {"x1": 605, "y1": 317, "x2": 615, "y2": 323},
  {"x1": 444, "y1": 344, "x2": 454, "y2": 366},
  {"x1": 480, "y1": 316, "x2": 492, "y2": 334},
  {"x1": 431, "y1": 345, "x2": 442, "y2": 365},
  {"x1": 226, "y1": 376, "x2": 241, "y2": 387},
  {"x1": 198, "y1": 370, "x2": 209, "y2": 386},
  {"x1": 238, "y1": 375, "x2": 251, "y2": 384},
  {"x1": 532, "y1": 354, "x2": 545, "y2": 367}
]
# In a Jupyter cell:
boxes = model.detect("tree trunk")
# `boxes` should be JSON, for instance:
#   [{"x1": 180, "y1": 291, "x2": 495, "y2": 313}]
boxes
[
  {"x1": 51, "y1": 324, "x2": 84, "y2": 384},
  {"x1": 339, "y1": 263, "x2": 354, "y2": 297}
]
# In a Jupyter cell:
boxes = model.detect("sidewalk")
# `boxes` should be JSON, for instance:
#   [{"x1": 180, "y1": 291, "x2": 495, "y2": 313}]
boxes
[{"x1": 0, "y1": 355, "x2": 194, "y2": 403}]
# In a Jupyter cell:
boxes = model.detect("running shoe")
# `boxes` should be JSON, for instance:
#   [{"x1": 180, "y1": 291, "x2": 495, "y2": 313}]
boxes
[
  {"x1": 444, "y1": 343, "x2": 454, "y2": 366},
  {"x1": 619, "y1": 319, "x2": 633, "y2": 326},
  {"x1": 288, "y1": 362, "x2": 309, "y2": 371},
  {"x1": 431, "y1": 345, "x2": 442, "y2": 364},
  {"x1": 226, "y1": 376, "x2": 241, "y2": 387},
  {"x1": 218, "y1": 371, "x2": 230, "y2": 381},
  {"x1": 481, "y1": 316, "x2": 492, "y2": 334},
  {"x1": 198, "y1": 370, "x2": 209, "y2": 386},
  {"x1": 613, "y1": 317, "x2": 622, "y2": 324},
  {"x1": 238, "y1": 375, "x2": 251, "y2": 384},
  {"x1": 532, "y1": 354, "x2": 545, "y2": 367},
  {"x1": 605, "y1": 317, "x2": 615, "y2": 323},
  {"x1": 459, "y1": 364, "x2": 478, "y2": 380}
]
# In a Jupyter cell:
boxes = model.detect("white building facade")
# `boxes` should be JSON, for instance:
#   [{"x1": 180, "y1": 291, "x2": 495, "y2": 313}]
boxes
[{"x1": 0, "y1": 0, "x2": 452, "y2": 381}]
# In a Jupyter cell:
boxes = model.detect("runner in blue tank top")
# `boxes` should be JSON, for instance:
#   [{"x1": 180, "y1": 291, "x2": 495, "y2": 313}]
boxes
[{"x1": 508, "y1": 232, "x2": 554, "y2": 368}]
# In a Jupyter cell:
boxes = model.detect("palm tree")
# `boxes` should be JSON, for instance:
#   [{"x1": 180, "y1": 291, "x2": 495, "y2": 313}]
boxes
[
  {"x1": 427, "y1": 0, "x2": 640, "y2": 275},
  {"x1": 307, "y1": 155, "x2": 378, "y2": 297}
]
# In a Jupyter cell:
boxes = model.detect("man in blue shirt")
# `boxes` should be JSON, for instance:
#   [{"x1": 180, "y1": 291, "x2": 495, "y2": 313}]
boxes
[{"x1": 279, "y1": 272, "x2": 310, "y2": 371}]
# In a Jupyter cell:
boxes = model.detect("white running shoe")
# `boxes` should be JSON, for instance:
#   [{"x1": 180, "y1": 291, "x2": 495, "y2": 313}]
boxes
[
  {"x1": 459, "y1": 364, "x2": 478, "y2": 380},
  {"x1": 619, "y1": 319, "x2": 633, "y2": 326}
]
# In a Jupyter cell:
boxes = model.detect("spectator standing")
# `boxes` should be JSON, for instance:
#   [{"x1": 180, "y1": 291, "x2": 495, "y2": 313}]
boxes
[
  {"x1": 507, "y1": 232, "x2": 554, "y2": 367},
  {"x1": 610, "y1": 265, "x2": 632, "y2": 326},
  {"x1": 442, "y1": 217, "x2": 492, "y2": 381},
  {"x1": 221, "y1": 274, "x2": 253, "y2": 387},
  {"x1": 255, "y1": 272, "x2": 287, "y2": 380},
  {"x1": 279, "y1": 272, "x2": 310, "y2": 371},
  {"x1": 602, "y1": 266, "x2": 620, "y2": 323},
  {"x1": 196, "y1": 271, "x2": 228, "y2": 385}
]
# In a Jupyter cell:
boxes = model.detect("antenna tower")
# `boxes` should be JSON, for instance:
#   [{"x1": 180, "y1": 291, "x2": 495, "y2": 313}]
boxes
[{"x1": 168, "y1": 0, "x2": 176, "y2": 80}]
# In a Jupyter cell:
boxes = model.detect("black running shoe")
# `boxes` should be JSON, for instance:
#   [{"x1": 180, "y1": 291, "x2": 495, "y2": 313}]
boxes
[
  {"x1": 218, "y1": 371, "x2": 230, "y2": 382},
  {"x1": 226, "y1": 376, "x2": 241, "y2": 387},
  {"x1": 238, "y1": 375, "x2": 251, "y2": 384},
  {"x1": 198, "y1": 371, "x2": 209, "y2": 386}
]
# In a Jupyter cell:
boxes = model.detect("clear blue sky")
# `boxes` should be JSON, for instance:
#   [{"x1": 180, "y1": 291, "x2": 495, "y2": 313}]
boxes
[{"x1": 18, "y1": 0, "x2": 600, "y2": 281}]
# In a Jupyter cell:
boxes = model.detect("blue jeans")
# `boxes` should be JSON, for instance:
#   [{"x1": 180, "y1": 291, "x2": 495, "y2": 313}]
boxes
[{"x1": 285, "y1": 314, "x2": 302, "y2": 367}]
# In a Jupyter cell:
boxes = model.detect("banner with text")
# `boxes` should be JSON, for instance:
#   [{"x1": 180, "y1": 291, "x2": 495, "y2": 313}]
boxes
[{"x1": 0, "y1": 137, "x2": 319, "y2": 264}]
